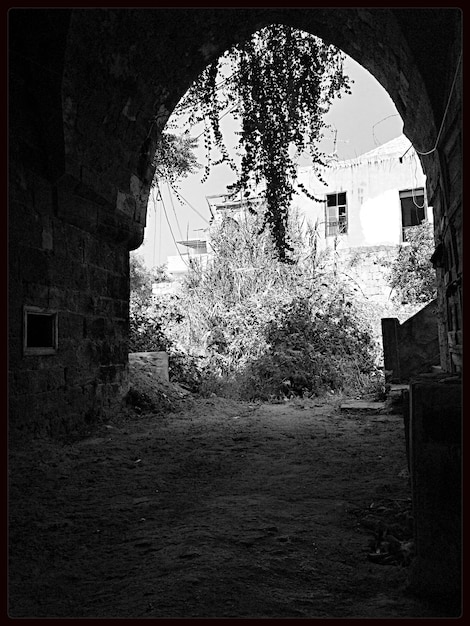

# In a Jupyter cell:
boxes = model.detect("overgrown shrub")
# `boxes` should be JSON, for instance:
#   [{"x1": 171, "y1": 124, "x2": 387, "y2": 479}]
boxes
[
  {"x1": 237, "y1": 292, "x2": 380, "y2": 400},
  {"x1": 129, "y1": 253, "x2": 201, "y2": 390},
  {"x1": 171, "y1": 210, "x2": 383, "y2": 400},
  {"x1": 388, "y1": 222, "x2": 437, "y2": 305},
  {"x1": 129, "y1": 305, "x2": 170, "y2": 353},
  {"x1": 129, "y1": 211, "x2": 394, "y2": 402}
]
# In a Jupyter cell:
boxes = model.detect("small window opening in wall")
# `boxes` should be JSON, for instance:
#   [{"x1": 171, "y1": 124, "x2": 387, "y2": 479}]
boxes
[
  {"x1": 400, "y1": 188, "x2": 426, "y2": 242},
  {"x1": 23, "y1": 306, "x2": 58, "y2": 355},
  {"x1": 325, "y1": 191, "x2": 348, "y2": 237}
]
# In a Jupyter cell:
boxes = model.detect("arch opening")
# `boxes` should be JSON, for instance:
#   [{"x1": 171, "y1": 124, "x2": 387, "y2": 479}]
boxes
[
  {"x1": 133, "y1": 23, "x2": 438, "y2": 395},
  {"x1": 9, "y1": 6, "x2": 461, "y2": 437},
  {"x1": 8, "y1": 7, "x2": 461, "y2": 614}
]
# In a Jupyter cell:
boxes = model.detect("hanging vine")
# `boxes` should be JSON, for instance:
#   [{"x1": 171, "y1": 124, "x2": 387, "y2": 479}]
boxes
[
  {"x1": 173, "y1": 24, "x2": 352, "y2": 261},
  {"x1": 152, "y1": 132, "x2": 200, "y2": 188}
]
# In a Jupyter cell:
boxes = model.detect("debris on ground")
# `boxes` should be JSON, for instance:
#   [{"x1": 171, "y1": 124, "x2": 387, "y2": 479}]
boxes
[
  {"x1": 348, "y1": 496, "x2": 415, "y2": 566},
  {"x1": 9, "y1": 361, "x2": 449, "y2": 618},
  {"x1": 125, "y1": 357, "x2": 194, "y2": 416}
]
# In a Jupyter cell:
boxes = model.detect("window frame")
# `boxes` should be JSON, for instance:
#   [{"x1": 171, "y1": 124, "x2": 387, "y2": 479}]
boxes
[
  {"x1": 325, "y1": 191, "x2": 348, "y2": 237},
  {"x1": 23, "y1": 306, "x2": 58, "y2": 356},
  {"x1": 399, "y1": 187, "x2": 427, "y2": 242}
]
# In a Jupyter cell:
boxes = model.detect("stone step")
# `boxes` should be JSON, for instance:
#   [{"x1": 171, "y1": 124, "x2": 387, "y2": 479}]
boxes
[{"x1": 340, "y1": 400, "x2": 387, "y2": 412}]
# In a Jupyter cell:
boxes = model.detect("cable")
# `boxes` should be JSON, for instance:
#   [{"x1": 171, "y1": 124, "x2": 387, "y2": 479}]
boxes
[
  {"x1": 410, "y1": 156, "x2": 425, "y2": 210},
  {"x1": 166, "y1": 180, "x2": 184, "y2": 240},
  {"x1": 158, "y1": 188, "x2": 162, "y2": 265},
  {"x1": 400, "y1": 49, "x2": 462, "y2": 161},
  {"x1": 152, "y1": 187, "x2": 158, "y2": 266},
  {"x1": 155, "y1": 182, "x2": 190, "y2": 270},
  {"x1": 371, "y1": 114, "x2": 401, "y2": 147},
  {"x1": 169, "y1": 184, "x2": 211, "y2": 225},
  {"x1": 194, "y1": 102, "x2": 240, "y2": 140},
  {"x1": 214, "y1": 68, "x2": 240, "y2": 91}
]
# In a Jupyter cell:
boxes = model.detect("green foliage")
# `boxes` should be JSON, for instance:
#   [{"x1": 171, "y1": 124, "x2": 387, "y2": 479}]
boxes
[
  {"x1": 176, "y1": 209, "x2": 307, "y2": 362},
  {"x1": 152, "y1": 132, "x2": 200, "y2": 188},
  {"x1": 129, "y1": 304, "x2": 171, "y2": 353},
  {"x1": 244, "y1": 294, "x2": 377, "y2": 399},
  {"x1": 173, "y1": 209, "x2": 382, "y2": 401},
  {"x1": 129, "y1": 253, "x2": 177, "y2": 353},
  {"x1": 388, "y1": 222, "x2": 437, "y2": 304},
  {"x1": 129, "y1": 253, "x2": 168, "y2": 305},
  {"x1": 175, "y1": 24, "x2": 351, "y2": 260},
  {"x1": 128, "y1": 253, "x2": 203, "y2": 391}
]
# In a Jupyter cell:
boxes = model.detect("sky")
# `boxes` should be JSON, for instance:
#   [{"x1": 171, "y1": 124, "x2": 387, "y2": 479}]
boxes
[{"x1": 137, "y1": 53, "x2": 405, "y2": 268}]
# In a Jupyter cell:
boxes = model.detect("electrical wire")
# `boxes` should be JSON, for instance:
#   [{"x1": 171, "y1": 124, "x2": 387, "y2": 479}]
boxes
[
  {"x1": 194, "y1": 102, "x2": 240, "y2": 140},
  {"x1": 158, "y1": 189, "x2": 162, "y2": 265},
  {"x1": 410, "y1": 155, "x2": 425, "y2": 210},
  {"x1": 166, "y1": 180, "x2": 184, "y2": 240},
  {"x1": 152, "y1": 186, "x2": 158, "y2": 266},
  {"x1": 168, "y1": 184, "x2": 211, "y2": 225},
  {"x1": 155, "y1": 181, "x2": 191, "y2": 270},
  {"x1": 371, "y1": 114, "x2": 401, "y2": 146},
  {"x1": 400, "y1": 49, "x2": 462, "y2": 160}
]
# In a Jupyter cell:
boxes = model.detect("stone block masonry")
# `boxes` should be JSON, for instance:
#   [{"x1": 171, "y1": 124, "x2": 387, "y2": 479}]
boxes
[
  {"x1": 7, "y1": 9, "x2": 461, "y2": 616},
  {"x1": 129, "y1": 352, "x2": 169, "y2": 382},
  {"x1": 8, "y1": 167, "x2": 132, "y2": 441},
  {"x1": 381, "y1": 300, "x2": 440, "y2": 383},
  {"x1": 337, "y1": 246, "x2": 398, "y2": 302}
]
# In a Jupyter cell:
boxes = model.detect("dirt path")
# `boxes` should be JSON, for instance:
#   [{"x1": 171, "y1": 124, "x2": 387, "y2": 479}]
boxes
[{"x1": 9, "y1": 395, "x2": 446, "y2": 618}]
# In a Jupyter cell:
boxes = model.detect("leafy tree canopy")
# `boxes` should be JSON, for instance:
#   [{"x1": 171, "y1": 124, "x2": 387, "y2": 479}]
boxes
[
  {"x1": 388, "y1": 222, "x2": 437, "y2": 305},
  {"x1": 152, "y1": 132, "x2": 200, "y2": 188},
  {"x1": 130, "y1": 253, "x2": 168, "y2": 305},
  {"x1": 173, "y1": 24, "x2": 352, "y2": 261}
]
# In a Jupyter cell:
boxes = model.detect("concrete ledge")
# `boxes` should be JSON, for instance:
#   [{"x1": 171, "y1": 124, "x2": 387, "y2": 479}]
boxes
[{"x1": 340, "y1": 400, "x2": 386, "y2": 412}]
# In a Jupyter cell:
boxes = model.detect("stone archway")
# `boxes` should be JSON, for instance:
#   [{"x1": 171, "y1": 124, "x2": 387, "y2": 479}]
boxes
[
  {"x1": 9, "y1": 6, "x2": 461, "y2": 433},
  {"x1": 8, "y1": 6, "x2": 462, "y2": 610}
]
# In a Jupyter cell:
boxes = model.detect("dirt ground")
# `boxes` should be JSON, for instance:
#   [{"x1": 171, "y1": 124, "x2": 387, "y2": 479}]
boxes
[{"x1": 9, "y1": 382, "x2": 450, "y2": 618}]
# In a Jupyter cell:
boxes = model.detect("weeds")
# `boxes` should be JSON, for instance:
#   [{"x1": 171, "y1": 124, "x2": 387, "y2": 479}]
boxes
[{"x1": 130, "y1": 209, "x2": 391, "y2": 400}]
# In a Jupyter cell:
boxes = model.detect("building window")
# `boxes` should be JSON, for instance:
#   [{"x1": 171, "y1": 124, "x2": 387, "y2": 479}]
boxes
[
  {"x1": 23, "y1": 306, "x2": 58, "y2": 355},
  {"x1": 325, "y1": 192, "x2": 348, "y2": 236},
  {"x1": 400, "y1": 188, "x2": 426, "y2": 241}
]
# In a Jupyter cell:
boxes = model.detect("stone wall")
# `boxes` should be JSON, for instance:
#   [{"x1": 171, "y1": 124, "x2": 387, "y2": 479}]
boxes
[
  {"x1": 381, "y1": 300, "x2": 440, "y2": 383},
  {"x1": 9, "y1": 163, "x2": 131, "y2": 440},
  {"x1": 129, "y1": 352, "x2": 169, "y2": 382},
  {"x1": 336, "y1": 245, "x2": 398, "y2": 302},
  {"x1": 417, "y1": 17, "x2": 462, "y2": 374},
  {"x1": 8, "y1": 8, "x2": 462, "y2": 612},
  {"x1": 8, "y1": 8, "x2": 461, "y2": 440}
]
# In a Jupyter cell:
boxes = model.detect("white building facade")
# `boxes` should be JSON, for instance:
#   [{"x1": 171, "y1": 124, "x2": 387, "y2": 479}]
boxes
[
  {"x1": 166, "y1": 135, "x2": 432, "y2": 302},
  {"x1": 294, "y1": 134, "x2": 431, "y2": 248}
]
